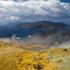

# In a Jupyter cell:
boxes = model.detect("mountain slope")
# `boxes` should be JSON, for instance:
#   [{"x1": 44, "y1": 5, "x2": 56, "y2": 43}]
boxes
[{"x1": 0, "y1": 21, "x2": 70, "y2": 38}]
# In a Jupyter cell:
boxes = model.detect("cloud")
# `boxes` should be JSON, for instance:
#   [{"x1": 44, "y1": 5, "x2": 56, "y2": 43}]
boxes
[{"x1": 0, "y1": 0, "x2": 70, "y2": 25}]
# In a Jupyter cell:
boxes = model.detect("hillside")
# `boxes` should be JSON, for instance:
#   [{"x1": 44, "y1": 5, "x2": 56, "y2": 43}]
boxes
[{"x1": 0, "y1": 41, "x2": 70, "y2": 70}]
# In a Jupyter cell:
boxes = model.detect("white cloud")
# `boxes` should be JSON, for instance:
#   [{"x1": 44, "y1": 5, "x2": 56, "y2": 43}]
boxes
[{"x1": 0, "y1": 0, "x2": 70, "y2": 25}]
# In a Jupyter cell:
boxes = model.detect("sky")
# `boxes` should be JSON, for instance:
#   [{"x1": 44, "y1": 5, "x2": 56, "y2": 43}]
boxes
[
  {"x1": 13, "y1": 0, "x2": 70, "y2": 2},
  {"x1": 0, "y1": 0, "x2": 70, "y2": 25},
  {"x1": 60, "y1": 0, "x2": 70, "y2": 3}
]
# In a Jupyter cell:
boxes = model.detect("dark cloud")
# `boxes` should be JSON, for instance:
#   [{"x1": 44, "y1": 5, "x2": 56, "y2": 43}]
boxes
[{"x1": 0, "y1": 0, "x2": 70, "y2": 25}]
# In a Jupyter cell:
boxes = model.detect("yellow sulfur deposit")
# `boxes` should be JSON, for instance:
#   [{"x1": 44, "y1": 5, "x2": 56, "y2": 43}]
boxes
[{"x1": 0, "y1": 42, "x2": 70, "y2": 70}]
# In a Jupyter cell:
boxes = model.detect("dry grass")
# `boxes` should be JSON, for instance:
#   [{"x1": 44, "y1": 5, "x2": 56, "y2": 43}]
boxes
[{"x1": 0, "y1": 41, "x2": 70, "y2": 70}]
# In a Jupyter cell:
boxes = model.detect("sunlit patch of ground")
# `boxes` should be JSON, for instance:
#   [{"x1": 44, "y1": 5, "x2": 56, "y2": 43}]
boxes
[{"x1": 0, "y1": 41, "x2": 70, "y2": 70}]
